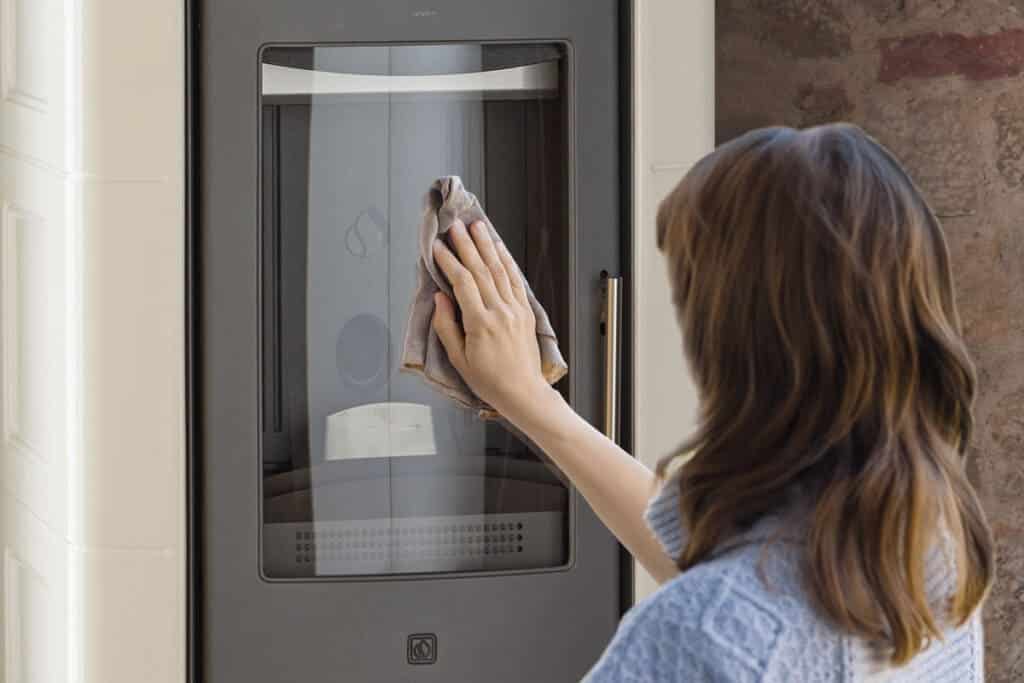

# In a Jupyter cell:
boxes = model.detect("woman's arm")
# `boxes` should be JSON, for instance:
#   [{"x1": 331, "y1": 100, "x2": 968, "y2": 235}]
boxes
[
  {"x1": 501, "y1": 384, "x2": 682, "y2": 584},
  {"x1": 429, "y1": 219, "x2": 680, "y2": 584}
]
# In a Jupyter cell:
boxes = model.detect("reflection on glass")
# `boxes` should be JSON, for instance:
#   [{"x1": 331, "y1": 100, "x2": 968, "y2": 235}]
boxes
[{"x1": 259, "y1": 44, "x2": 571, "y2": 578}]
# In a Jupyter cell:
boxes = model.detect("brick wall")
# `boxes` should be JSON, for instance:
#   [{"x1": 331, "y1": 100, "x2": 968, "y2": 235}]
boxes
[{"x1": 716, "y1": 2, "x2": 1024, "y2": 680}]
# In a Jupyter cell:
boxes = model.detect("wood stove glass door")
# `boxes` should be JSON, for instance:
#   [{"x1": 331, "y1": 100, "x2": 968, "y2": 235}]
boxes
[{"x1": 196, "y1": 2, "x2": 623, "y2": 680}]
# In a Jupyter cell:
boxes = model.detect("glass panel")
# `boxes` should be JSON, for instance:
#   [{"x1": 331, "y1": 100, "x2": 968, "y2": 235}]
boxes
[{"x1": 259, "y1": 44, "x2": 571, "y2": 578}]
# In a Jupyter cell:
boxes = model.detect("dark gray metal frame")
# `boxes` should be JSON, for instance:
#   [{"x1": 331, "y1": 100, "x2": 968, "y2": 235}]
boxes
[{"x1": 188, "y1": 1, "x2": 634, "y2": 681}]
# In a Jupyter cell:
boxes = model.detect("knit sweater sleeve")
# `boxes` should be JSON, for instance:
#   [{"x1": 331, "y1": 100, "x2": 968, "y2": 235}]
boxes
[{"x1": 643, "y1": 476, "x2": 688, "y2": 562}]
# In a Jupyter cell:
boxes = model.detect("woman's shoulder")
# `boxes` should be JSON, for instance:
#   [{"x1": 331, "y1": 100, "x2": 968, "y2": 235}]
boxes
[
  {"x1": 583, "y1": 543, "x2": 842, "y2": 682},
  {"x1": 582, "y1": 561, "x2": 740, "y2": 682}
]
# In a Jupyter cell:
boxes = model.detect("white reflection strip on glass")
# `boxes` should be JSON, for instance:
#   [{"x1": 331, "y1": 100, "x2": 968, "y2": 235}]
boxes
[
  {"x1": 324, "y1": 402, "x2": 436, "y2": 460},
  {"x1": 261, "y1": 62, "x2": 558, "y2": 96}
]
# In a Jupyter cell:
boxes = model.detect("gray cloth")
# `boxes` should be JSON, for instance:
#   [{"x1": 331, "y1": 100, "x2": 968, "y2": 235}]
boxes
[{"x1": 401, "y1": 176, "x2": 568, "y2": 418}]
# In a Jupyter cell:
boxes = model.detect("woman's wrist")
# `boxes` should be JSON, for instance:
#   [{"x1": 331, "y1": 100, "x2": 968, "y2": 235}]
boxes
[{"x1": 499, "y1": 381, "x2": 575, "y2": 444}]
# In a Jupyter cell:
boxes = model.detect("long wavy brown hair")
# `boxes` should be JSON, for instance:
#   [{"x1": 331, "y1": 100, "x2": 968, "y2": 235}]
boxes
[{"x1": 656, "y1": 123, "x2": 994, "y2": 665}]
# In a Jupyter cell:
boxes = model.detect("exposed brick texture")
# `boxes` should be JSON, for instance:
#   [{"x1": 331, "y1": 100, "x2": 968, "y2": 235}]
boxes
[
  {"x1": 880, "y1": 29, "x2": 1024, "y2": 82},
  {"x1": 718, "y1": 0, "x2": 853, "y2": 59},
  {"x1": 717, "y1": 3, "x2": 1024, "y2": 681},
  {"x1": 870, "y1": 96, "x2": 982, "y2": 215},
  {"x1": 994, "y1": 91, "x2": 1024, "y2": 189},
  {"x1": 795, "y1": 83, "x2": 854, "y2": 127}
]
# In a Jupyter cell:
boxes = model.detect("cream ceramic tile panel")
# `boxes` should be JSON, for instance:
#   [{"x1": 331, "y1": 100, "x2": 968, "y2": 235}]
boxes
[
  {"x1": 1, "y1": 200, "x2": 56, "y2": 533},
  {"x1": 1, "y1": 201, "x2": 51, "y2": 466},
  {"x1": 0, "y1": 0, "x2": 48, "y2": 109},
  {"x1": 0, "y1": 154, "x2": 70, "y2": 546},
  {"x1": 0, "y1": 0, "x2": 67, "y2": 172},
  {"x1": 77, "y1": 546, "x2": 181, "y2": 683},
  {"x1": 0, "y1": 0, "x2": 76, "y2": 682},
  {"x1": 76, "y1": 1, "x2": 186, "y2": 680},
  {"x1": 631, "y1": 0, "x2": 714, "y2": 601},
  {"x1": 79, "y1": 180, "x2": 183, "y2": 551},
  {"x1": 4, "y1": 549, "x2": 50, "y2": 683},
  {"x1": 1, "y1": 494, "x2": 69, "y2": 683},
  {"x1": 635, "y1": 171, "x2": 699, "y2": 458},
  {"x1": 81, "y1": 0, "x2": 183, "y2": 179},
  {"x1": 643, "y1": 0, "x2": 714, "y2": 172}
]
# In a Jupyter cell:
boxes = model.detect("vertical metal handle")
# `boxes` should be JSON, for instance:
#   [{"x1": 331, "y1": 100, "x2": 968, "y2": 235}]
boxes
[{"x1": 602, "y1": 275, "x2": 622, "y2": 442}]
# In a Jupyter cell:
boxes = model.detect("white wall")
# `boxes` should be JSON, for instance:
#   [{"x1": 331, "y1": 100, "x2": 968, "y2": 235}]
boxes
[
  {"x1": 632, "y1": 0, "x2": 714, "y2": 600},
  {"x1": 0, "y1": 0, "x2": 186, "y2": 681}
]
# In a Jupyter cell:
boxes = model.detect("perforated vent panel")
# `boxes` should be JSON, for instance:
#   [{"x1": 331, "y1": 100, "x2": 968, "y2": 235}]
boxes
[{"x1": 263, "y1": 511, "x2": 565, "y2": 578}]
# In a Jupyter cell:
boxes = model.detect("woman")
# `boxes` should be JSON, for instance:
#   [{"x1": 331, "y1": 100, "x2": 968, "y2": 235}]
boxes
[{"x1": 429, "y1": 123, "x2": 994, "y2": 681}]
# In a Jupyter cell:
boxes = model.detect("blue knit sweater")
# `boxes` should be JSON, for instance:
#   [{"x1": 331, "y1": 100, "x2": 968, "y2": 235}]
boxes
[{"x1": 583, "y1": 479, "x2": 984, "y2": 682}]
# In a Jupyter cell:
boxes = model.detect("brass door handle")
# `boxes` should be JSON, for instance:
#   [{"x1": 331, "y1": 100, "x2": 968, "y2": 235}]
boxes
[{"x1": 602, "y1": 274, "x2": 622, "y2": 443}]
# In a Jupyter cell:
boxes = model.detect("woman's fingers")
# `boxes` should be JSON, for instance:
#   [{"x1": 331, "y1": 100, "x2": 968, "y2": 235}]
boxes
[
  {"x1": 496, "y1": 240, "x2": 531, "y2": 308},
  {"x1": 431, "y1": 292, "x2": 467, "y2": 370},
  {"x1": 432, "y1": 239, "x2": 486, "y2": 323},
  {"x1": 446, "y1": 220, "x2": 503, "y2": 307},
  {"x1": 468, "y1": 221, "x2": 516, "y2": 305}
]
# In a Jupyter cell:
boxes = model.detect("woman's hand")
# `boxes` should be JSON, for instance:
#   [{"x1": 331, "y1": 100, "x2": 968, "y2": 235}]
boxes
[{"x1": 430, "y1": 219, "x2": 551, "y2": 417}]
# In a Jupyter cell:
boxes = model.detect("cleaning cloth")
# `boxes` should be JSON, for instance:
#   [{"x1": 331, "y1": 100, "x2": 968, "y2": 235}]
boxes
[{"x1": 400, "y1": 176, "x2": 568, "y2": 418}]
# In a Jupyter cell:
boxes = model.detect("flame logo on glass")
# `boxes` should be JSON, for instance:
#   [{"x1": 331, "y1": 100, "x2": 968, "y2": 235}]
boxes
[
  {"x1": 407, "y1": 633, "x2": 437, "y2": 665},
  {"x1": 345, "y1": 206, "x2": 388, "y2": 260}
]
